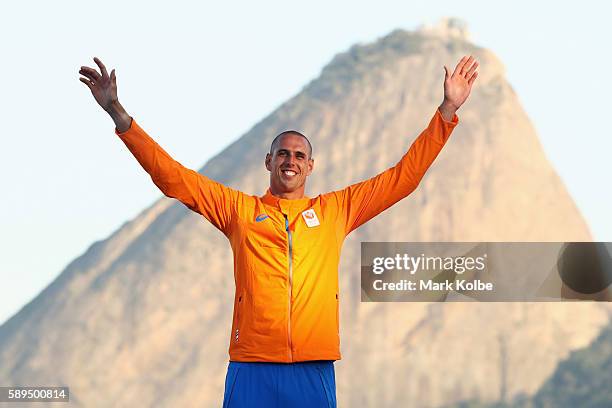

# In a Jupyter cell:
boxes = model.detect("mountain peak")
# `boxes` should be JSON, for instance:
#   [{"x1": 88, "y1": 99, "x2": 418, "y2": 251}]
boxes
[{"x1": 417, "y1": 17, "x2": 471, "y2": 40}]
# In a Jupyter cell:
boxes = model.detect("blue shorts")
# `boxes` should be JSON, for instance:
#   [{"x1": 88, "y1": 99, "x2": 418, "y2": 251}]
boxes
[{"x1": 222, "y1": 360, "x2": 337, "y2": 408}]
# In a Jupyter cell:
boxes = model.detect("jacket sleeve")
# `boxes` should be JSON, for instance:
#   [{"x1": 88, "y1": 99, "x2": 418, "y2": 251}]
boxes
[
  {"x1": 327, "y1": 108, "x2": 459, "y2": 236},
  {"x1": 115, "y1": 118, "x2": 239, "y2": 235}
]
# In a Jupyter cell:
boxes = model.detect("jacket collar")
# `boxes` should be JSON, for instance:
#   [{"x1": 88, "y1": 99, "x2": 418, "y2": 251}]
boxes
[{"x1": 261, "y1": 188, "x2": 311, "y2": 209}]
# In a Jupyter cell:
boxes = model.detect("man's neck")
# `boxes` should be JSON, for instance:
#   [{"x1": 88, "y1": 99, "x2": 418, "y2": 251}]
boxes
[{"x1": 269, "y1": 186, "x2": 306, "y2": 200}]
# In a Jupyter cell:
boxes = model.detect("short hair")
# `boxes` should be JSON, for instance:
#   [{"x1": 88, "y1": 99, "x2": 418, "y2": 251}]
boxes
[{"x1": 269, "y1": 130, "x2": 313, "y2": 159}]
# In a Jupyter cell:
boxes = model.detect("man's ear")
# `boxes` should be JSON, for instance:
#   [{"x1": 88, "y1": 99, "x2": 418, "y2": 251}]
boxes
[
  {"x1": 307, "y1": 158, "x2": 314, "y2": 176},
  {"x1": 265, "y1": 153, "x2": 272, "y2": 171}
]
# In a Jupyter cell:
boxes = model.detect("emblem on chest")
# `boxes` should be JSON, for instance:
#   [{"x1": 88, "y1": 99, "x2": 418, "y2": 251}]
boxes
[{"x1": 301, "y1": 208, "x2": 320, "y2": 227}]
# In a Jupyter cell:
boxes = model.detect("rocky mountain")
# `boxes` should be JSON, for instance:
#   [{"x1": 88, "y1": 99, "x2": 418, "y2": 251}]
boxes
[
  {"x1": 1, "y1": 18, "x2": 608, "y2": 407},
  {"x1": 528, "y1": 320, "x2": 612, "y2": 407},
  {"x1": 444, "y1": 320, "x2": 612, "y2": 408}
]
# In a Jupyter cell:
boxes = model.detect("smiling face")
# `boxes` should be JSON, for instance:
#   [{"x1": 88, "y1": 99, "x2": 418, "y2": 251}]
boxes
[{"x1": 265, "y1": 132, "x2": 314, "y2": 199}]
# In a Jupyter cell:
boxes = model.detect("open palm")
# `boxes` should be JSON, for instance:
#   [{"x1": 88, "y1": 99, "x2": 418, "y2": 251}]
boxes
[
  {"x1": 79, "y1": 57, "x2": 117, "y2": 112},
  {"x1": 443, "y1": 55, "x2": 479, "y2": 110}
]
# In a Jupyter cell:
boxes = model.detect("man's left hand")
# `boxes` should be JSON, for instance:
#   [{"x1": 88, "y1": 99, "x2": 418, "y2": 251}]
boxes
[{"x1": 439, "y1": 55, "x2": 479, "y2": 119}]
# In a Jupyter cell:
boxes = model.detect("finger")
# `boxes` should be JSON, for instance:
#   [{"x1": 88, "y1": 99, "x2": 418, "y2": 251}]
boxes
[
  {"x1": 110, "y1": 68, "x2": 116, "y2": 84},
  {"x1": 453, "y1": 55, "x2": 469, "y2": 77},
  {"x1": 464, "y1": 60, "x2": 479, "y2": 78},
  {"x1": 94, "y1": 57, "x2": 108, "y2": 78},
  {"x1": 79, "y1": 77, "x2": 94, "y2": 90},
  {"x1": 79, "y1": 66, "x2": 101, "y2": 82},
  {"x1": 468, "y1": 71, "x2": 478, "y2": 86},
  {"x1": 460, "y1": 56, "x2": 474, "y2": 76},
  {"x1": 79, "y1": 71, "x2": 99, "y2": 84},
  {"x1": 444, "y1": 65, "x2": 450, "y2": 81}
]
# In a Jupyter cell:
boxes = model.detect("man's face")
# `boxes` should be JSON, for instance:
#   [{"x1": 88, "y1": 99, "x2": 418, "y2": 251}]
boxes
[{"x1": 265, "y1": 134, "x2": 314, "y2": 195}]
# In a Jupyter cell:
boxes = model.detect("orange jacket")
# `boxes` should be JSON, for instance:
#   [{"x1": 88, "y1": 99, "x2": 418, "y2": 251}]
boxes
[{"x1": 116, "y1": 109, "x2": 458, "y2": 362}]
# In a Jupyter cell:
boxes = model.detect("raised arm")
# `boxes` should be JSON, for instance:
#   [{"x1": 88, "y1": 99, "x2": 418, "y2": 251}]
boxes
[
  {"x1": 79, "y1": 57, "x2": 239, "y2": 234},
  {"x1": 328, "y1": 55, "x2": 479, "y2": 235}
]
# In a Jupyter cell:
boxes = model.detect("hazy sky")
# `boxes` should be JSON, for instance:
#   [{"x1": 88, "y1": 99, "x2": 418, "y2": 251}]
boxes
[{"x1": 1, "y1": 0, "x2": 610, "y2": 325}]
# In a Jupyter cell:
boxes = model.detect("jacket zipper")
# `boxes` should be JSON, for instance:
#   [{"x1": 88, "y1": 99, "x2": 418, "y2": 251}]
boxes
[{"x1": 284, "y1": 214, "x2": 293, "y2": 361}]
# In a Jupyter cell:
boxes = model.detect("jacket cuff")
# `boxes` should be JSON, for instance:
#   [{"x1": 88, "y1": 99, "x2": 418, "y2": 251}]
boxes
[
  {"x1": 436, "y1": 107, "x2": 459, "y2": 126},
  {"x1": 114, "y1": 117, "x2": 134, "y2": 136},
  {"x1": 430, "y1": 108, "x2": 459, "y2": 144}
]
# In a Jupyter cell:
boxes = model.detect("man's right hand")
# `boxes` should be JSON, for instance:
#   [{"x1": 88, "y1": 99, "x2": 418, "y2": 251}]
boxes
[{"x1": 79, "y1": 57, "x2": 132, "y2": 132}]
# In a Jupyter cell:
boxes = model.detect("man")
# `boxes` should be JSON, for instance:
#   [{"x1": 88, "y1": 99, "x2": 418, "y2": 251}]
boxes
[{"x1": 79, "y1": 55, "x2": 478, "y2": 407}]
